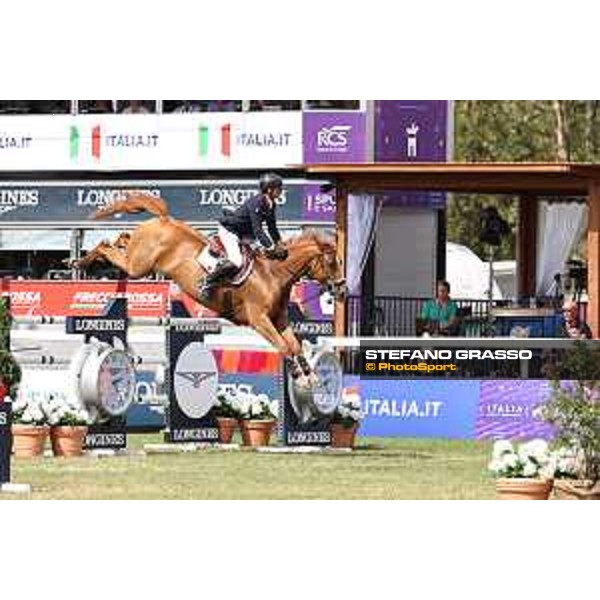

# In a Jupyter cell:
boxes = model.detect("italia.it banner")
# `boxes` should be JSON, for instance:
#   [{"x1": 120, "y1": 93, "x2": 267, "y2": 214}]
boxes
[
  {"x1": 344, "y1": 376, "x2": 556, "y2": 441},
  {"x1": 0, "y1": 113, "x2": 304, "y2": 171}
]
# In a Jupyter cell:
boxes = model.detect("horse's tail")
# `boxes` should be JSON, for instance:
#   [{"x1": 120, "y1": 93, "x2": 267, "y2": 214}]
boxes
[{"x1": 93, "y1": 192, "x2": 169, "y2": 220}]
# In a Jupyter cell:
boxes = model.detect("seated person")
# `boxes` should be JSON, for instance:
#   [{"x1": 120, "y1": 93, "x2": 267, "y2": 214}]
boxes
[
  {"x1": 420, "y1": 281, "x2": 459, "y2": 336},
  {"x1": 561, "y1": 300, "x2": 592, "y2": 339}
]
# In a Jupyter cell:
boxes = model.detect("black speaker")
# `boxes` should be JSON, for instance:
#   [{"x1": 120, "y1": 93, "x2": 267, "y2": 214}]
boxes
[{"x1": 480, "y1": 206, "x2": 510, "y2": 246}]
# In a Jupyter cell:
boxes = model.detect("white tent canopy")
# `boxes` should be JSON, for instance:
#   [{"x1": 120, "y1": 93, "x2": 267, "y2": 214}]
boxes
[{"x1": 446, "y1": 242, "x2": 503, "y2": 300}]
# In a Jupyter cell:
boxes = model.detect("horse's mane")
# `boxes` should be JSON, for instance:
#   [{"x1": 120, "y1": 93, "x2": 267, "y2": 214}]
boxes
[{"x1": 285, "y1": 229, "x2": 336, "y2": 251}]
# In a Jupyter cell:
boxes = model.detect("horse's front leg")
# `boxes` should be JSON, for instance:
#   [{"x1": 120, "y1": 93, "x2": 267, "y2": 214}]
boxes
[
  {"x1": 251, "y1": 316, "x2": 308, "y2": 385},
  {"x1": 280, "y1": 326, "x2": 318, "y2": 386}
]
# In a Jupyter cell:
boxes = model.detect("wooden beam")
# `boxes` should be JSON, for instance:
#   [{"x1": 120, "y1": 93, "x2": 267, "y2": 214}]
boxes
[
  {"x1": 517, "y1": 194, "x2": 538, "y2": 298},
  {"x1": 335, "y1": 184, "x2": 348, "y2": 337},
  {"x1": 587, "y1": 180, "x2": 600, "y2": 338}
]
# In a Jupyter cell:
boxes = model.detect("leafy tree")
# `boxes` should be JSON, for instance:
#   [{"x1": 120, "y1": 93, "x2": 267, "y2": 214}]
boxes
[{"x1": 449, "y1": 101, "x2": 600, "y2": 260}]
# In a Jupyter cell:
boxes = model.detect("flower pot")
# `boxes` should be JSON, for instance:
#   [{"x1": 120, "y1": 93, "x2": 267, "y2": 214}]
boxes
[
  {"x1": 239, "y1": 420, "x2": 276, "y2": 447},
  {"x1": 553, "y1": 479, "x2": 600, "y2": 500},
  {"x1": 330, "y1": 422, "x2": 359, "y2": 448},
  {"x1": 11, "y1": 424, "x2": 49, "y2": 458},
  {"x1": 216, "y1": 417, "x2": 237, "y2": 444},
  {"x1": 50, "y1": 426, "x2": 88, "y2": 458},
  {"x1": 496, "y1": 478, "x2": 553, "y2": 500}
]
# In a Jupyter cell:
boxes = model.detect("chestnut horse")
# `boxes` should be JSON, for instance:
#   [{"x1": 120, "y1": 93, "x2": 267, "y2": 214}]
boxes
[{"x1": 75, "y1": 193, "x2": 346, "y2": 382}]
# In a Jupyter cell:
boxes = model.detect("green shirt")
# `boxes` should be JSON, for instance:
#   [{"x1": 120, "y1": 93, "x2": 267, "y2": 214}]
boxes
[{"x1": 421, "y1": 299, "x2": 458, "y2": 327}]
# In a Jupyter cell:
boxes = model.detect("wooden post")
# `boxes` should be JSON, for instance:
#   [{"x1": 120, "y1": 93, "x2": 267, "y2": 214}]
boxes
[
  {"x1": 587, "y1": 180, "x2": 600, "y2": 338},
  {"x1": 517, "y1": 194, "x2": 538, "y2": 299},
  {"x1": 335, "y1": 184, "x2": 348, "y2": 338}
]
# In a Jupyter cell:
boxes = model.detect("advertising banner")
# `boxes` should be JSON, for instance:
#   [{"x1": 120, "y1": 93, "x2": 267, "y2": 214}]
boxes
[
  {"x1": 476, "y1": 380, "x2": 555, "y2": 440},
  {"x1": 1, "y1": 279, "x2": 333, "y2": 322},
  {"x1": 303, "y1": 112, "x2": 366, "y2": 163},
  {"x1": 347, "y1": 376, "x2": 480, "y2": 439},
  {"x1": 343, "y1": 377, "x2": 557, "y2": 440},
  {"x1": 375, "y1": 100, "x2": 449, "y2": 208},
  {"x1": 2, "y1": 280, "x2": 170, "y2": 317},
  {"x1": 218, "y1": 374, "x2": 281, "y2": 405},
  {"x1": 0, "y1": 113, "x2": 304, "y2": 171},
  {"x1": 301, "y1": 184, "x2": 336, "y2": 222},
  {"x1": 0, "y1": 180, "x2": 318, "y2": 225}
]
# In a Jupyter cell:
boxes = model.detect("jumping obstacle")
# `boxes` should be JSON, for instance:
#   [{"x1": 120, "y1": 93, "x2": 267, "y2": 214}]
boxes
[
  {"x1": 0, "y1": 402, "x2": 10, "y2": 486},
  {"x1": 6, "y1": 295, "x2": 342, "y2": 451},
  {"x1": 9, "y1": 297, "x2": 223, "y2": 448},
  {"x1": 279, "y1": 320, "x2": 342, "y2": 446},
  {"x1": 163, "y1": 300, "x2": 221, "y2": 443}
]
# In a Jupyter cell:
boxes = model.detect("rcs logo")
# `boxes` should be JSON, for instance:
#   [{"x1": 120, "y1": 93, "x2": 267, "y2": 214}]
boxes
[{"x1": 316, "y1": 125, "x2": 352, "y2": 149}]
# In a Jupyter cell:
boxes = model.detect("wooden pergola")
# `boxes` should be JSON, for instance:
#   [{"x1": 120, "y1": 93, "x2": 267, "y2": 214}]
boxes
[{"x1": 295, "y1": 163, "x2": 600, "y2": 338}]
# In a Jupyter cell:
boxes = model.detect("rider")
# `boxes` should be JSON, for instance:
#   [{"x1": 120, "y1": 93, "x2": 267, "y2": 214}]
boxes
[{"x1": 200, "y1": 173, "x2": 289, "y2": 298}]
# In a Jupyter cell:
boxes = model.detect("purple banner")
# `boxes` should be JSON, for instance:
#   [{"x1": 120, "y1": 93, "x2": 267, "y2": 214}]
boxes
[
  {"x1": 476, "y1": 380, "x2": 555, "y2": 441},
  {"x1": 303, "y1": 112, "x2": 366, "y2": 163},
  {"x1": 340, "y1": 377, "x2": 556, "y2": 440},
  {"x1": 375, "y1": 100, "x2": 449, "y2": 208},
  {"x1": 290, "y1": 281, "x2": 334, "y2": 321},
  {"x1": 302, "y1": 184, "x2": 336, "y2": 222}
]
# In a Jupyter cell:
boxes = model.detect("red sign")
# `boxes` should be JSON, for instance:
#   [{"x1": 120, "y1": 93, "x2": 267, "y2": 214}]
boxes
[{"x1": 1, "y1": 280, "x2": 170, "y2": 317}]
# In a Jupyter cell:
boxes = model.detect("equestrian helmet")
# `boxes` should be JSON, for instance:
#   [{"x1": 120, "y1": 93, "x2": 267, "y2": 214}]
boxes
[{"x1": 259, "y1": 173, "x2": 283, "y2": 192}]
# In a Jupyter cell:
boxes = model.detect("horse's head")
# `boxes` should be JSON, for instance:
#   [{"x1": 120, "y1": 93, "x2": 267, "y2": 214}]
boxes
[{"x1": 292, "y1": 230, "x2": 347, "y2": 300}]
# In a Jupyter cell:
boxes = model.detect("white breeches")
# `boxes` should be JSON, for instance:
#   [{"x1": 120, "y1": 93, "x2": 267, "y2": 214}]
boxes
[{"x1": 218, "y1": 225, "x2": 243, "y2": 268}]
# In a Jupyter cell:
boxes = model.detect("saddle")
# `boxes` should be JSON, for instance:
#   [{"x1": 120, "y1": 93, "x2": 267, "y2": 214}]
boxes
[{"x1": 197, "y1": 234, "x2": 254, "y2": 287}]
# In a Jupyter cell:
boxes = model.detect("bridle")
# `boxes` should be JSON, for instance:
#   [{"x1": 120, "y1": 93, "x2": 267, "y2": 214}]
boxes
[
  {"x1": 304, "y1": 251, "x2": 346, "y2": 300},
  {"x1": 277, "y1": 239, "x2": 346, "y2": 300}
]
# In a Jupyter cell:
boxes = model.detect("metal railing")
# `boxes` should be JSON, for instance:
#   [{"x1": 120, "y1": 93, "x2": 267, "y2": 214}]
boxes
[
  {"x1": 344, "y1": 295, "x2": 591, "y2": 338},
  {"x1": 346, "y1": 295, "x2": 506, "y2": 338}
]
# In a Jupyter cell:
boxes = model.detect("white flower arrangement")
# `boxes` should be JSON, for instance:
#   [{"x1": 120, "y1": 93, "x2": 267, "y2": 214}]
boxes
[
  {"x1": 488, "y1": 439, "x2": 556, "y2": 480},
  {"x1": 332, "y1": 388, "x2": 362, "y2": 428},
  {"x1": 11, "y1": 390, "x2": 91, "y2": 427},
  {"x1": 44, "y1": 394, "x2": 92, "y2": 427},
  {"x1": 552, "y1": 445, "x2": 583, "y2": 479},
  {"x1": 217, "y1": 388, "x2": 278, "y2": 421},
  {"x1": 12, "y1": 394, "x2": 47, "y2": 426}
]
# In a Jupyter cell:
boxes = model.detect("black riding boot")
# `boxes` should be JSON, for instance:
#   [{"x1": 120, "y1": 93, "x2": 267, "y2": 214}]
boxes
[{"x1": 199, "y1": 260, "x2": 237, "y2": 300}]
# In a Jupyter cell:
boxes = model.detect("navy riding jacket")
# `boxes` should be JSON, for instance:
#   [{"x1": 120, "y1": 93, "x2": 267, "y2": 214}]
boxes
[{"x1": 219, "y1": 193, "x2": 282, "y2": 249}]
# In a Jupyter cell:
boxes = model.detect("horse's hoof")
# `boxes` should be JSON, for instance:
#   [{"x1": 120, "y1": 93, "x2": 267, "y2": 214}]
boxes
[
  {"x1": 307, "y1": 372, "x2": 319, "y2": 387},
  {"x1": 294, "y1": 374, "x2": 312, "y2": 390}
]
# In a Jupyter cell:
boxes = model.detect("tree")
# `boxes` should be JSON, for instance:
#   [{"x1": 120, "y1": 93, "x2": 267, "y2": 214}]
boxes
[{"x1": 449, "y1": 100, "x2": 600, "y2": 260}]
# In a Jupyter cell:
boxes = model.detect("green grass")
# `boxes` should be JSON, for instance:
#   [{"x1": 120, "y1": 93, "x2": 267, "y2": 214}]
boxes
[{"x1": 3, "y1": 434, "x2": 497, "y2": 500}]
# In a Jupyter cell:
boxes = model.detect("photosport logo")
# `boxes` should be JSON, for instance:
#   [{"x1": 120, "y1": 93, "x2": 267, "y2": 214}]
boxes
[
  {"x1": 70, "y1": 125, "x2": 159, "y2": 160},
  {"x1": 316, "y1": 125, "x2": 353, "y2": 154}
]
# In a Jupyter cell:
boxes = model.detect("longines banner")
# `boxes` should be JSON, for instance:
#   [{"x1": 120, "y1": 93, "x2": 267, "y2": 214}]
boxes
[
  {"x1": 0, "y1": 113, "x2": 304, "y2": 170},
  {"x1": 0, "y1": 180, "x2": 336, "y2": 224}
]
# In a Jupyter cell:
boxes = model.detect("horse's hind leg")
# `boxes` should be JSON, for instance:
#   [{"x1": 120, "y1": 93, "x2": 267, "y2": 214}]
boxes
[
  {"x1": 74, "y1": 240, "x2": 114, "y2": 269},
  {"x1": 75, "y1": 241, "x2": 149, "y2": 279},
  {"x1": 92, "y1": 245, "x2": 151, "y2": 278}
]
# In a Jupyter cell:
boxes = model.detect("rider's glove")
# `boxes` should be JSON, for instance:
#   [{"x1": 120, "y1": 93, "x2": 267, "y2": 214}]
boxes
[{"x1": 265, "y1": 245, "x2": 288, "y2": 261}]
